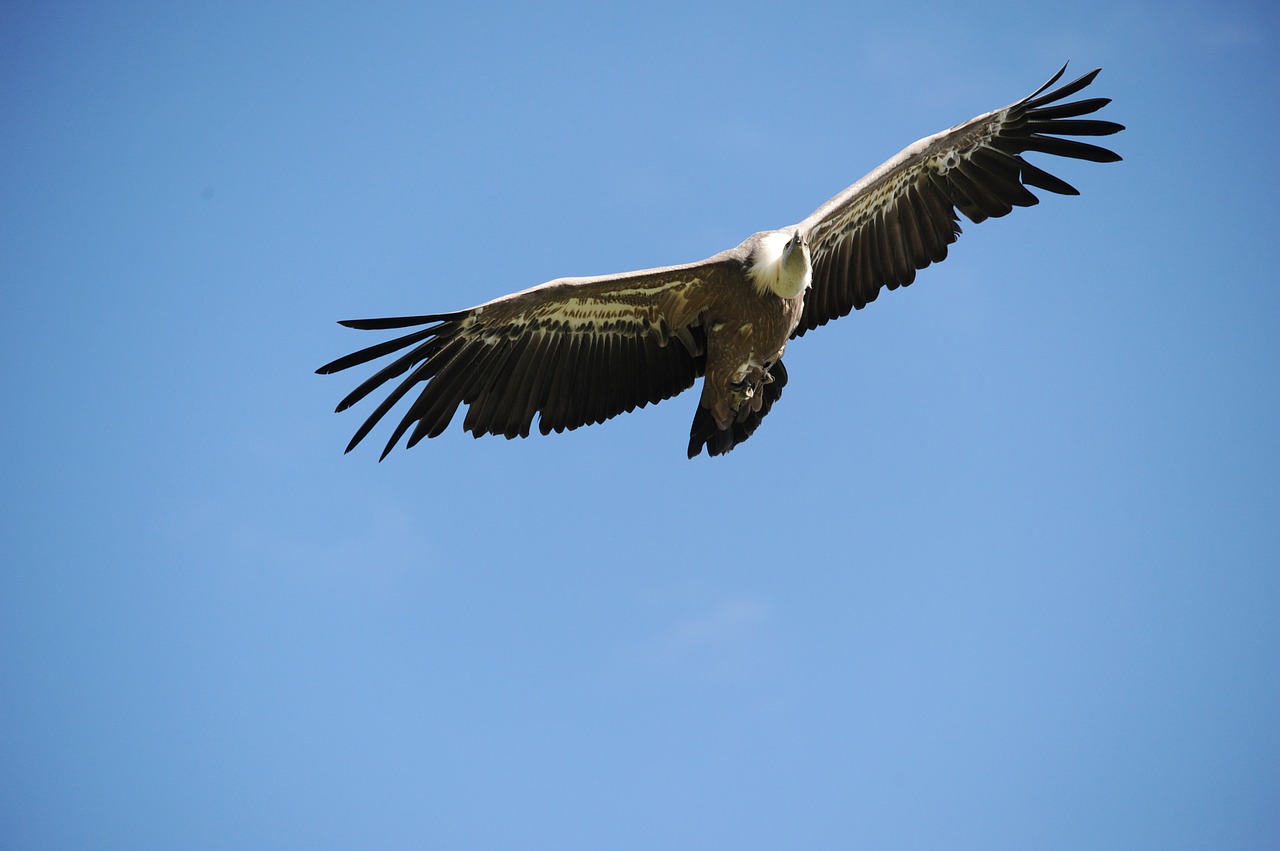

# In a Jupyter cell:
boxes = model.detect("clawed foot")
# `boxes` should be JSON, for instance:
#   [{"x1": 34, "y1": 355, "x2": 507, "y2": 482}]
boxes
[{"x1": 730, "y1": 363, "x2": 772, "y2": 392}]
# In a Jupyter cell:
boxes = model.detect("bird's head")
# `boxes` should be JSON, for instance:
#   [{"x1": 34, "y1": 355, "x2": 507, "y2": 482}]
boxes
[
  {"x1": 747, "y1": 229, "x2": 812, "y2": 298},
  {"x1": 782, "y1": 229, "x2": 808, "y2": 266}
]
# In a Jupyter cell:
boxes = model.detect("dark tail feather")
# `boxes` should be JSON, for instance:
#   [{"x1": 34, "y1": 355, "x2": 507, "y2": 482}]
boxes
[{"x1": 687, "y1": 360, "x2": 789, "y2": 459}]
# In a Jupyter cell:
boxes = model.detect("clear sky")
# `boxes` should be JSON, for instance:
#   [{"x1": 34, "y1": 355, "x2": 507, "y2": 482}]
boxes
[{"x1": 3, "y1": 1, "x2": 1278, "y2": 848}]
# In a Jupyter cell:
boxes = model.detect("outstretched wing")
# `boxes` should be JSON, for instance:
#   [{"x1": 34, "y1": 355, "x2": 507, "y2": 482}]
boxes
[
  {"x1": 793, "y1": 65, "x2": 1123, "y2": 336},
  {"x1": 317, "y1": 258, "x2": 738, "y2": 459}
]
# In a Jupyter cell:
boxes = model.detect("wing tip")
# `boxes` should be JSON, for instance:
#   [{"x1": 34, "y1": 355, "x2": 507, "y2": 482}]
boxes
[{"x1": 338, "y1": 311, "x2": 468, "y2": 331}]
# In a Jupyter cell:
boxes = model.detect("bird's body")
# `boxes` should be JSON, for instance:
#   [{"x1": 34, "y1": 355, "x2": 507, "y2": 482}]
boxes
[{"x1": 319, "y1": 66, "x2": 1123, "y2": 459}]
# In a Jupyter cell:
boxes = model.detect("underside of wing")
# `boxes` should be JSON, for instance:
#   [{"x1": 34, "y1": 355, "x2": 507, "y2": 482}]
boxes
[
  {"x1": 793, "y1": 65, "x2": 1123, "y2": 336},
  {"x1": 316, "y1": 259, "x2": 736, "y2": 459}
]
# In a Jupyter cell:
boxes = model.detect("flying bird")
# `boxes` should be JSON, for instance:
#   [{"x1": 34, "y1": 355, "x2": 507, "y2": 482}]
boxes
[{"x1": 318, "y1": 65, "x2": 1122, "y2": 459}]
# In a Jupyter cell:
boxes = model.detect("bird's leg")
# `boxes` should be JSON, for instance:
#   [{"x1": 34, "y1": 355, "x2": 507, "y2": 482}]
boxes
[{"x1": 728, "y1": 363, "x2": 771, "y2": 422}]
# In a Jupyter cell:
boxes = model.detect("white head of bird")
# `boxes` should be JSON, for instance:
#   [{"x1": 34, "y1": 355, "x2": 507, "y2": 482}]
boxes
[{"x1": 747, "y1": 229, "x2": 812, "y2": 298}]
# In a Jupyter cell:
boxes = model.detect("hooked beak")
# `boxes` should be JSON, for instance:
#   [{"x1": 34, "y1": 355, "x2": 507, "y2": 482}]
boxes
[{"x1": 785, "y1": 230, "x2": 804, "y2": 255}]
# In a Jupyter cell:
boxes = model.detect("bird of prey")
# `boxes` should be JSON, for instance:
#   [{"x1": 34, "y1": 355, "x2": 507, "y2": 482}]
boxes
[{"x1": 318, "y1": 65, "x2": 1122, "y2": 460}]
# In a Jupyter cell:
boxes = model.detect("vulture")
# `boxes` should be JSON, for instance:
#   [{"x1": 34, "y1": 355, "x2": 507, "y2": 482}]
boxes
[{"x1": 318, "y1": 65, "x2": 1122, "y2": 459}]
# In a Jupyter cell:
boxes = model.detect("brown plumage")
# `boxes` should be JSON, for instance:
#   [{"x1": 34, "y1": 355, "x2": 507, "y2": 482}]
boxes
[{"x1": 318, "y1": 65, "x2": 1123, "y2": 459}]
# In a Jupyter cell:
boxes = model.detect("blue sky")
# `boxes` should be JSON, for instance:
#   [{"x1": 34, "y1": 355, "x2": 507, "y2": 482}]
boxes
[{"x1": 3, "y1": 1, "x2": 1278, "y2": 848}]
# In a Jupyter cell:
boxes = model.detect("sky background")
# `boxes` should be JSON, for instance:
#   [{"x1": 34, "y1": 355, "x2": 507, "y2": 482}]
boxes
[{"x1": 3, "y1": 1, "x2": 1278, "y2": 848}]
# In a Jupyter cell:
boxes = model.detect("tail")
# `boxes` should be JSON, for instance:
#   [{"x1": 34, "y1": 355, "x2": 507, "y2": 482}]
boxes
[{"x1": 687, "y1": 360, "x2": 789, "y2": 459}]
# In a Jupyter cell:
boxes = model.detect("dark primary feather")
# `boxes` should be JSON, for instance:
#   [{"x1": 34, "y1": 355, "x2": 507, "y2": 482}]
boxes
[{"x1": 793, "y1": 65, "x2": 1123, "y2": 336}]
